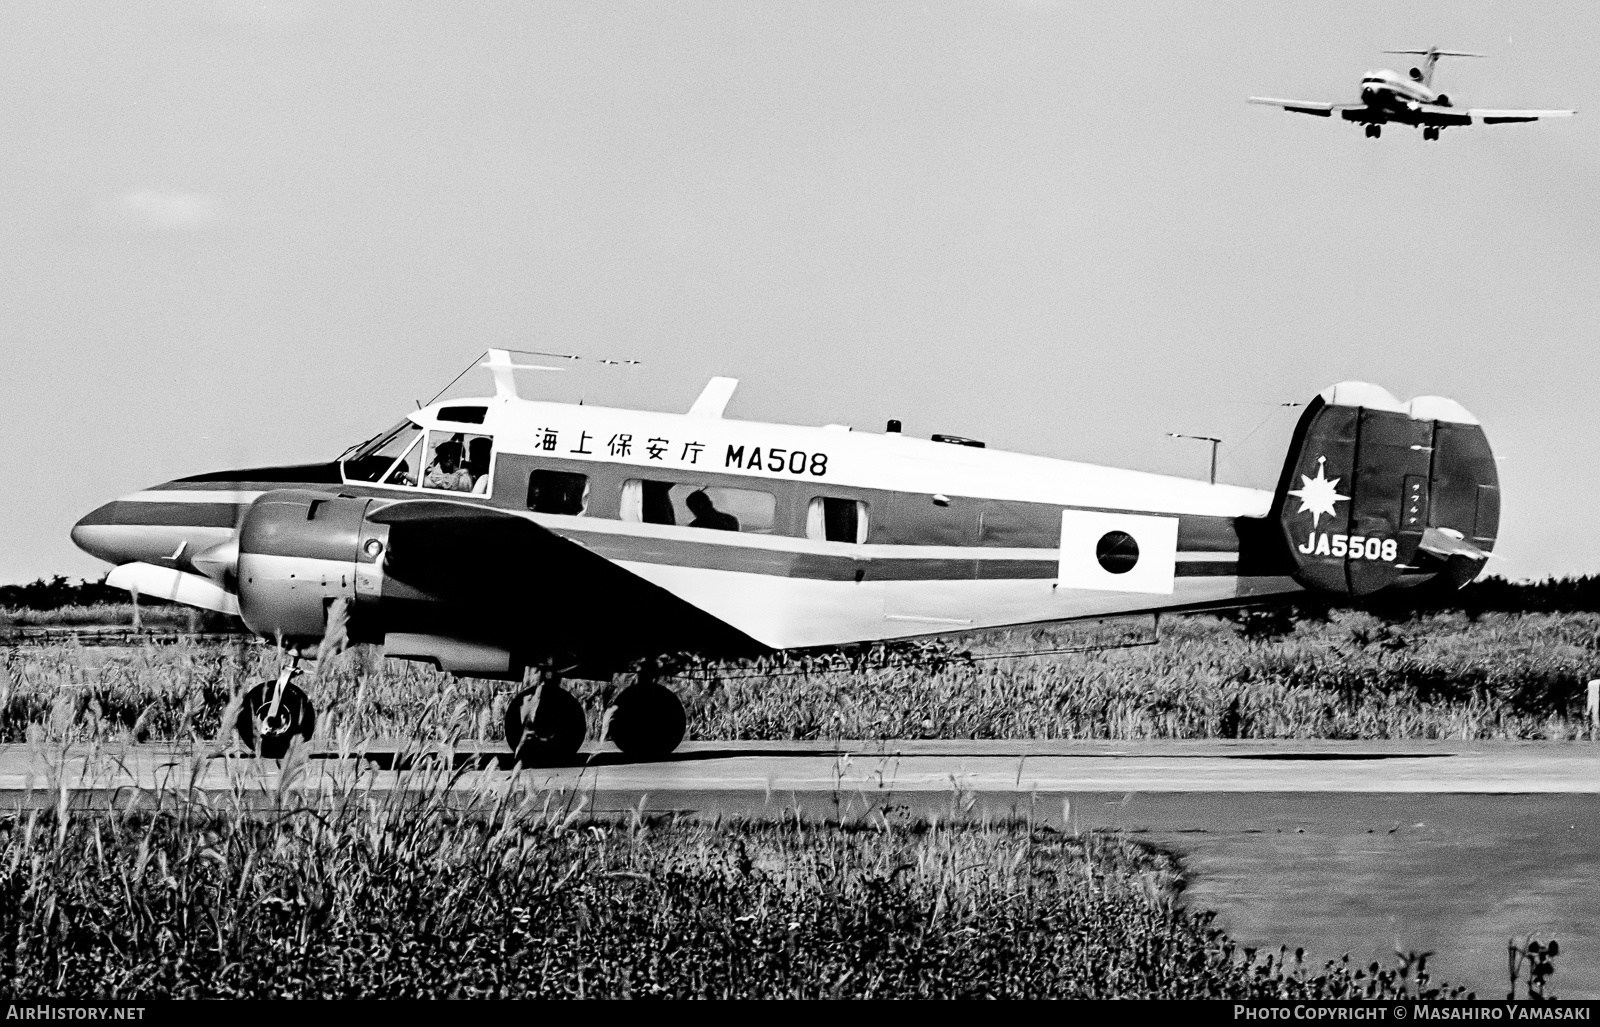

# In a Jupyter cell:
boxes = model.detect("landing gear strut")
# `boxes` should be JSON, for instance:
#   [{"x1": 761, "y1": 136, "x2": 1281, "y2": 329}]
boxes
[
  {"x1": 237, "y1": 665, "x2": 317, "y2": 759},
  {"x1": 603, "y1": 664, "x2": 686, "y2": 759},
  {"x1": 505, "y1": 671, "x2": 587, "y2": 766}
]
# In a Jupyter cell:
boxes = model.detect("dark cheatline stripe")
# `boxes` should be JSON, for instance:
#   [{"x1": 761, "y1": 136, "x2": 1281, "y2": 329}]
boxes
[
  {"x1": 554, "y1": 527, "x2": 1237, "y2": 583},
  {"x1": 1177, "y1": 561, "x2": 1240, "y2": 577},
  {"x1": 173, "y1": 461, "x2": 343, "y2": 485},
  {"x1": 76, "y1": 502, "x2": 240, "y2": 529}
]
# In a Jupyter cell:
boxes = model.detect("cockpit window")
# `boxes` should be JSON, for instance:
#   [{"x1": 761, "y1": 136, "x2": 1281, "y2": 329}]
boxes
[
  {"x1": 343, "y1": 422, "x2": 424, "y2": 484},
  {"x1": 420, "y1": 430, "x2": 495, "y2": 494}
]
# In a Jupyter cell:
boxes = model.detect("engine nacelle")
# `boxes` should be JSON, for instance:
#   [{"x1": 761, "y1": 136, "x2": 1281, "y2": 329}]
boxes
[{"x1": 236, "y1": 490, "x2": 386, "y2": 644}]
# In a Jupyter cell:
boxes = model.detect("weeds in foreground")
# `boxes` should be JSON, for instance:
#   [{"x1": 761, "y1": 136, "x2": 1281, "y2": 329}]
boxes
[
  {"x1": 0, "y1": 781, "x2": 1466, "y2": 999},
  {"x1": 4, "y1": 611, "x2": 1596, "y2": 744},
  {"x1": 1508, "y1": 935, "x2": 1561, "y2": 1000}
]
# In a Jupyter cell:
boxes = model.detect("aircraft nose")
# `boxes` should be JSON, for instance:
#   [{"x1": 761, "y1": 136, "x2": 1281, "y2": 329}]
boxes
[{"x1": 71, "y1": 501, "x2": 135, "y2": 565}]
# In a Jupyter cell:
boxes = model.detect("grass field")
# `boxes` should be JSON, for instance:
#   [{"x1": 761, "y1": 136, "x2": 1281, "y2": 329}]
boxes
[
  {"x1": 0, "y1": 759, "x2": 1462, "y2": 999},
  {"x1": 2, "y1": 609, "x2": 1593, "y2": 745},
  {"x1": 5, "y1": 609, "x2": 1559, "y2": 998}
]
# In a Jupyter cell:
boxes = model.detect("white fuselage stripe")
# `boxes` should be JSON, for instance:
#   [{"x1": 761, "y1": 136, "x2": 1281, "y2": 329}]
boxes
[{"x1": 123, "y1": 490, "x2": 267, "y2": 504}]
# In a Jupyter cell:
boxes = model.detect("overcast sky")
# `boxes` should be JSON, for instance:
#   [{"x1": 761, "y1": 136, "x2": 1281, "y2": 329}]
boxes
[{"x1": 3, "y1": 0, "x2": 1594, "y2": 583}]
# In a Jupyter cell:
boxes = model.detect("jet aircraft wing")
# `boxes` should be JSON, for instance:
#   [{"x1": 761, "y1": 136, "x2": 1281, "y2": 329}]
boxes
[
  {"x1": 1247, "y1": 97, "x2": 1362, "y2": 118},
  {"x1": 367, "y1": 500, "x2": 765, "y2": 672},
  {"x1": 1462, "y1": 108, "x2": 1576, "y2": 124}
]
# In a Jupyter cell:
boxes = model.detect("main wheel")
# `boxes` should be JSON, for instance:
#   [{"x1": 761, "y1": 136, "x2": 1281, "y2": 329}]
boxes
[
  {"x1": 504, "y1": 684, "x2": 587, "y2": 766},
  {"x1": 237, "y1": 679, "x2": 317, "y2": 759},
  {"x1": 606, "y1": 683, "x2": 686, "y2": 759},
  {"x1": 1424, "y1": 128, "x2": 1439, "y2": 141}
]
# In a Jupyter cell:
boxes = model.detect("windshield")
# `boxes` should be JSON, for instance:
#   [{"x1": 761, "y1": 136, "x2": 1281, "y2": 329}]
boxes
[{"x1": 342, "y1": 420, "x2": 424, "y2": 484}]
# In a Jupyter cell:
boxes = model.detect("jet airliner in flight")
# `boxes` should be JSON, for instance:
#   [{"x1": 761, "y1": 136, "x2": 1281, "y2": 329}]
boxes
[{"x1": 1250, "y1": 47, "x2": 1574, "y2": 139}]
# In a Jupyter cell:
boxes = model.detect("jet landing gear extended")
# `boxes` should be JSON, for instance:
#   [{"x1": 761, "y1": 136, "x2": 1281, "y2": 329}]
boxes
[
  {"x1": 504, "y1": 663, "x2": 688, "y2": 765},
  {"x1": 1364, "y1": 124, "x2": 1382, "y2": 138},
  {"x1": 1423, "y1": 127, "x2": 1441, "y2": 141}
]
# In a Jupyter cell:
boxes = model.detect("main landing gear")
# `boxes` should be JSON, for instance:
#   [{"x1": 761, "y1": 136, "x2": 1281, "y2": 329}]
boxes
[
  {"x1": 505, "y1": 672, "x2": 589, "y2": 766},
  {"x1": 237, "y1": 665, "x2": 317, "y2": 759},
  {"x1": 504, "y1": 664, "x2": 689, "y2": 765},
  {"x1": 605, "y1": 670, "x2": 687, "y2": 759},
  {"x1": 1364, "y1": 124, "x2": 1382, "y2": 139},
  {"x1": 1423, "y1": 127, "x2": 1440, "y2": 142}
]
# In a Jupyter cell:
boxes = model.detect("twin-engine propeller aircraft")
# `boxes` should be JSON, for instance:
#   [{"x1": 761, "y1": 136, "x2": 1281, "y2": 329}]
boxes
[
  {"x1": 72, "y1": 352, "x2": 1500, "y2": 761},
  {"x1": 1250, "y1": 47, "x2": 1575, "y2": 139}
]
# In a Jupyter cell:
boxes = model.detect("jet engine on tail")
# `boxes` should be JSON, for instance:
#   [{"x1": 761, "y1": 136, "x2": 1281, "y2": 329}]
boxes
[{"x1": 1271, "y1": 382, "x2": 1497, "y2": 597}]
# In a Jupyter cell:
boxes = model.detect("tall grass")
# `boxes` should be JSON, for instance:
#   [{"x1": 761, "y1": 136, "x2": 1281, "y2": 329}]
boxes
[
  {"x1": 0, "y1": 604, "x2": 210, "y2": 630},
  {"x1": 2, "y1": 610, "x2": 1594, "y2": 744},
  {"x1": 0, "y1": 752, "x2": 1461, "y2": 999}
]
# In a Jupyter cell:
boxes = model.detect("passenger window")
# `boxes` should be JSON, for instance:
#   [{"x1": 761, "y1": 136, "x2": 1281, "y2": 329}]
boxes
[
  {"x1": 343, "y1": 422, "x2": 424, "y2": 485},
  {"x1": 806, "y1": 497, "x2": 869, "y2": 543},
  {"x1": 527, "y1": 470, "x2": 588, "y2": 515},
  {"x1": 420, "y1": 430, "x2": 495, "y2": 495},
  {"x1": 620, "y1": 480, "x2": 776, "y2": 533}
]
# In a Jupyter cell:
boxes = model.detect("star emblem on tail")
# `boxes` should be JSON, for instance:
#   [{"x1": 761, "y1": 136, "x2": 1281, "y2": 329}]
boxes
[{"x1": 1288, "y1": 456, "x2": 1350, "y2": 528}]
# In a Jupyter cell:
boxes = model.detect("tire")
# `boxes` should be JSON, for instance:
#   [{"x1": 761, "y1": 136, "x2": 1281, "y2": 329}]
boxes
[
  {"x1": 237, "y1": 680, "x2": 317, "y2": 759},
  {"x1": 505, "y1": 684, "x2": 587, "y2": 766},
  {"x1": 608, "y1": 683, "x2": 686, "y2": 759}
]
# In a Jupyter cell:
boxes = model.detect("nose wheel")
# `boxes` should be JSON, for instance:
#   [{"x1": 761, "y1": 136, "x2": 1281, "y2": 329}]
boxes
[
  {"x1": 603, "y1": 676, "x2": 687, "y2": 759},
  {"x1": 237, "y1": 668, "x2": 317, "y2": 759},
  {"x1": 504, "y1": 675, "x2": 587, "y2": 766}
]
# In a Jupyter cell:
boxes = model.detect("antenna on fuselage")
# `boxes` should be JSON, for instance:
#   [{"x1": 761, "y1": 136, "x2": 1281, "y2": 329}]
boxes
[
  {"x1": 425, "y1": 348, "x2": 645, "y2": 405},
  {"x1": 1385, "y1": 47, "x2": 1483, "y2": 88},
  {"x1": 480, "y1": 349, "x2": 570, "y2": 400}
]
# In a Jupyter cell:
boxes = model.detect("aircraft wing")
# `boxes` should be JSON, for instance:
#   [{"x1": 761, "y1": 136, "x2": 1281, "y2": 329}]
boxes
[
  {"x1": 1248, "y1": 97, "x2": 1362, "y2": 118},
  {"x1": 368, "y1": 500, "x2": 765, "y2": 672},
  {"x1": 1464, "y1": 108, "x2": 1576, "y2": 124}
]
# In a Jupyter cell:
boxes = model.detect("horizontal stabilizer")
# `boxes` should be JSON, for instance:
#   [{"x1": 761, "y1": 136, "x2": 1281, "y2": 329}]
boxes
[{"x1": 1417, "y1": 526, "x2": 1492, "y2": 562}]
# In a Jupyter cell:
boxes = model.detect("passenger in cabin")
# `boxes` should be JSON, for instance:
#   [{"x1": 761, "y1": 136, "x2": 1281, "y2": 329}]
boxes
[
  {"x1": 423, "y1": 441, "x2": 473, "y2": 492},
  {"x1": 467, "y1": 437, "x2": 493, "y2": 494},
  {"x1": 686, "y1": 489, "x2": 739, "y2": 531}
]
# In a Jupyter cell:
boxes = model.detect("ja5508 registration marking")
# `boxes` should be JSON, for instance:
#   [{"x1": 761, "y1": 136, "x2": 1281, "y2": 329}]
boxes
[{"x1": 1298, "y1": 531, "x2": 1398, "y2": 561}]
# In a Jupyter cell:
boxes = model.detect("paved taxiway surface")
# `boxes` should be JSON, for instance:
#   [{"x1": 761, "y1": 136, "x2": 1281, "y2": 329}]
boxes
[{"x1": 3, "y1": 737, "x2": 1596, "y2": 997}]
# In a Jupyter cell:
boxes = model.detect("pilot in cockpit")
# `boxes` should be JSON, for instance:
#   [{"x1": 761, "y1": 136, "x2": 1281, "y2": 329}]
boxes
[
  {"x1": 423, "y1": 440, "x2": 473, "y2": 492},
  {"x1": 386, "y1": 460, "x2": 416, "y2": 487}
]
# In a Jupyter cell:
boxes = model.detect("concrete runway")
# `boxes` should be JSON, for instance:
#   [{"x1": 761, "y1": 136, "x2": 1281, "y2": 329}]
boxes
[{"x1": 3, "y1": 737, "x2": 1596, "y2": 997}]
